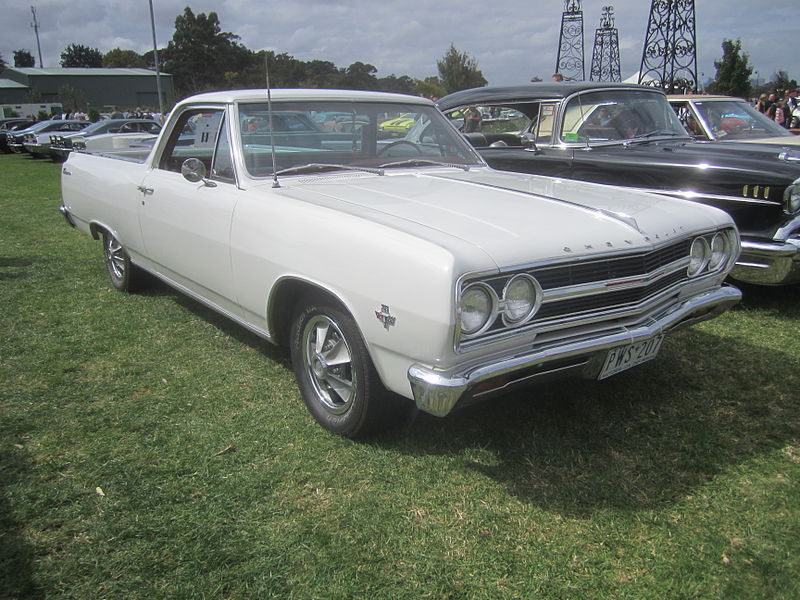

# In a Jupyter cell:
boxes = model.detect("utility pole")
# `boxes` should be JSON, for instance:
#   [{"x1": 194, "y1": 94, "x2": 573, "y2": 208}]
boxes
[
  {"x1": 148, "y1": 0, "x2": 165, "y2": 118},
  {"x1": 590, "y1": 6, "x2": 621, "y2": 82},
  {"x1": 31, "y1": 6, "x2": 44, "y2": 68},
  {"x1": 555, "y1": 0, "x2": 585, "y2": 81}
]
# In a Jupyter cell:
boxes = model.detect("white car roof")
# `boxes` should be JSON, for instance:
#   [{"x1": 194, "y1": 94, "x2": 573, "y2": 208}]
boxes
[{"x1": 177, "y1": 89, "x2": 433, "y2": 107}]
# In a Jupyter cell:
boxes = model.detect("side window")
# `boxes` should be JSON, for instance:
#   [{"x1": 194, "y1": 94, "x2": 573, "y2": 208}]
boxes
[
  {"x1": 211, "y1": 116, "x2": 235, "y2": 183},
  {"x1": 535, "y1": 103, "x2": 557, "y2": 145},
  {"x1": 159, "y1": 109, "x2": 223, "y2": 173}
]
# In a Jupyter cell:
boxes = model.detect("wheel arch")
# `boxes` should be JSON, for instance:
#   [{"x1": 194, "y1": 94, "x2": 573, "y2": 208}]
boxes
[{"x1": 267, "y1": 276, "x2": 353, "y2": 348}]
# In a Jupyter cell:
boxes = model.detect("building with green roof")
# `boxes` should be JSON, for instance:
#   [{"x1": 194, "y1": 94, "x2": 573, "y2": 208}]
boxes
[{"x1": 0, "y1": 67, "x2": 174, "y2": 110}]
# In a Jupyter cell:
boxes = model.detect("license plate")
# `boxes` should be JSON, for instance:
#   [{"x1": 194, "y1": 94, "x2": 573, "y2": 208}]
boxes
[{"x1": 598, "y1": 335, "x2": 664, "y2": 380}]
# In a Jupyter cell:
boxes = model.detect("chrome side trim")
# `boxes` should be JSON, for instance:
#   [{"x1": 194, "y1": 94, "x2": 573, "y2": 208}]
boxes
[
  {"x1": 628, "y1": 186, "x2": 780, "y2": 207},
  {"x1": 409, "y1": 285, "x2": 741, "y2": 417}
]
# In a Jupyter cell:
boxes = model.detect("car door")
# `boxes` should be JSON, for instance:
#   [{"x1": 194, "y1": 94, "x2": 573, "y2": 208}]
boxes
[{"x1": 138, "y1": 106, "x2": 241, "y2": 314}]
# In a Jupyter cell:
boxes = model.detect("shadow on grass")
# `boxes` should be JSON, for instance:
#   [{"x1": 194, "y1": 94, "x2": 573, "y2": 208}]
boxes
[
  {"x1": 0, "y1": 446, "x2": 44, "y2": 599},
  {"x1": 139, "y1": 277, "x2": 290, "y2": 368},
  {"x1": 0, "y1": 257, "x2": 39, "y2": 281},
  {"x1": 133, "y1": 275, "x2": 799, "y2": 518},
  {"x1": 377, "y1": 322, "x2": 800, "y2": 518}
]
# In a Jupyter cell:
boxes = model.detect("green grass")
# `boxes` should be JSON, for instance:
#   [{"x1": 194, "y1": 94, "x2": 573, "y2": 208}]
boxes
[{"x1": 1, "y1": 151, "x2": 799, "y2": 599}]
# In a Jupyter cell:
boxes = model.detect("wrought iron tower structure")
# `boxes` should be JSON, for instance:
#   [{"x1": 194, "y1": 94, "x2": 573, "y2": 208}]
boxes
[
  {"x1": 555, "y1": 0, "x2": 585, "y2": 81},
  {"x1": 638, "y1": 0, "x2": 698, "y2": 92},
  {"x1": 589, "y1": 6, "x2": 621, "y2": 82}
]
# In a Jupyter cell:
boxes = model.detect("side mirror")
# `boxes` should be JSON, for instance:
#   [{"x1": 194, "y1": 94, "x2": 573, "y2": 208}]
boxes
[{"x1": 181, "y1": 157, "x2": 215, "y2": 186}]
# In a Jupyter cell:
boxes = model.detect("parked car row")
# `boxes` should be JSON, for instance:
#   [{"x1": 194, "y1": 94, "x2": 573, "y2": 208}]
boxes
[{"x1": 3, "y1": 118, "x2": 161, "y2": 162}]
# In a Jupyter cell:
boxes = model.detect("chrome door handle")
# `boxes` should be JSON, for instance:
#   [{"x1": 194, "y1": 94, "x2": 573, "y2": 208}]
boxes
[{"x1": 137, "y1": 186, "x2": 154, "y2": 195}]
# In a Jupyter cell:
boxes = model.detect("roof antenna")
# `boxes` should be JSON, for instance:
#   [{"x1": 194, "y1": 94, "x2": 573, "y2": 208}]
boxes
[{"x1": 265, "y1": 53, "x2": 280, "y2": 188}]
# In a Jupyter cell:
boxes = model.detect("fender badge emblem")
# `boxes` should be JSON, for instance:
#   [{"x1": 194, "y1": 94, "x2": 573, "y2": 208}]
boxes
[{"x1": 376, "y1": 304, "x2": 396, "y2": 330}]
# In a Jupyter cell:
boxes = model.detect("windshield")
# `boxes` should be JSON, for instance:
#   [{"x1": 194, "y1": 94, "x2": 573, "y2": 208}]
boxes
[
  {"x1": 237, "y1": 101, "x2": 482, "y2": 177},
  {"x1": 561, "y1": 90, "x2": 689, "y2": 143},
  {"x1": 692, "y1": 99, "x2": 793, "y2": 140}
]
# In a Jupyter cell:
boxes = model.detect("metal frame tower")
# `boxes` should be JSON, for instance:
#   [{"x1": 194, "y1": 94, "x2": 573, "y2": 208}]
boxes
[
  {"x1": 589, "y1": 6, "x2": 621, "y2": 82},
  {"x1": 638, "y1": 0, "x2": 698, "y2": 92},
  {"x1": 555, "y1": 0, "x2": 585, "y2": 81}
]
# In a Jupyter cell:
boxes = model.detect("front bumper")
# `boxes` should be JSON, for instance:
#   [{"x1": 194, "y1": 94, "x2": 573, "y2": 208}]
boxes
[
  {"x1": 732, "y1": 238, "x2": 800, "y2": 285},
  {"x1": 408, "y1": 285, "x2": 741, "y2": 417}
]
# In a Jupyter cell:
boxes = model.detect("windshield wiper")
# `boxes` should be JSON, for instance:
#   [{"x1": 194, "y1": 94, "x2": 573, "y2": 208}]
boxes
[
  {"x1": 378, "y1": 158, "x2": 470, "y2": 171},
  {"x1": 275, "y1": 163, "x2": 384, "y2": 176},
  {"x1": 628, "y1": 129, "x2": 690, "y2": 142}
]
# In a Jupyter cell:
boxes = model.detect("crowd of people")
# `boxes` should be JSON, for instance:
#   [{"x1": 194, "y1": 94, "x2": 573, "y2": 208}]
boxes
[{"x1": 754, "y1": 89, "x2": 799, "y2": 128}]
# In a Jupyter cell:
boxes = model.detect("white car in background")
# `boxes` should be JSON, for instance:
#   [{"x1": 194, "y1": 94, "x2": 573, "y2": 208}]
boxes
[{"x1": 669, "y1": 95, "x2": 800, "y2": 145}]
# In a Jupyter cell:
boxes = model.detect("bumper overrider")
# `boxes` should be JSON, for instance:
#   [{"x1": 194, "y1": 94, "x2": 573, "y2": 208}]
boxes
[
  {"x1": 408, "y1": 285, "x2": 741, "y2": 417},
  {"x1": 733, "y1": 217, "x2": 800, "y2": 285}
]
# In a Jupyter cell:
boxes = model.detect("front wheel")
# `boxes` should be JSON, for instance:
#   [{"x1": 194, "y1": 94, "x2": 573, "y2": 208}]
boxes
[
  {"x1": 102, "y1": 231, "x2": 147, "y2": 292},
  {"x1": 290, "y1": 298, "x2": 413, "y2": 437}
]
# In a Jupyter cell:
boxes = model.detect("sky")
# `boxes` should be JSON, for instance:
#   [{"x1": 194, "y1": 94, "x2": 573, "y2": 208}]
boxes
[{"x1": 1, "y1": 0, "x2": 795, "y2": 89}]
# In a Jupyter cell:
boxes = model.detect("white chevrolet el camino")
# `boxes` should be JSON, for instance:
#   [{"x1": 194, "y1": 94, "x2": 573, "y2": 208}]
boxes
[{"x1": 59, "y1": 89, "x2": 742, "y2": 437}]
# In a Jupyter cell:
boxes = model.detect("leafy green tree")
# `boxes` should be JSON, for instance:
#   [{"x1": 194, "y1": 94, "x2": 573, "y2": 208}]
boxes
[
  {"x1": 13, "y1": 49, "x2": 35, "y2": 68},
  {"x1": 413, "y1": 76, "x2": 446, "y2": 100},
  {"x1": 60, "y1": 44, "x2": 103, "y2": 68},
  {"x1": 0, "y1": 53, "x2": 6, "y2": 71},
  {"x1": 708, "y1": 39, "x2": 753, "y2": 98},
  {"x1": 769, "y1": 70, "x2": 798, "y2": 95},
  {"x1": 436, "y1": 43, "x2": 487, "y2": 94},
  {"x1": 340, "y1": 61, "x2": 379, "y2": 90},
  {"x1": 103, "y1": 48, "x2": 147, "y2": 68},
  {"x1": 161, "y1": 7, "x2": 251, "y2": 96},
  {"x1": 377, "y1": 74, "x2": 416, "y2": 95}
]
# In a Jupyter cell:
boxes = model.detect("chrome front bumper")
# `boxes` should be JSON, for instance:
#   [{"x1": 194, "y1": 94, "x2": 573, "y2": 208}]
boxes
[
  {"x1": 732, "y1": 238, "x2": 800, "y2": 285},
  {"x1": 408, "y1": 285, "x2": 741, "y2": 417}
]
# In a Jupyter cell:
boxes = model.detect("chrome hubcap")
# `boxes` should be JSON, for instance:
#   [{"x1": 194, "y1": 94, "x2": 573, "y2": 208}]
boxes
[
  {"x1": 302, "y1": 315, "x2": 355, "y2": 415},
  {"x1": 105, "y1": 236, "x2": 125, "y2": 280}
]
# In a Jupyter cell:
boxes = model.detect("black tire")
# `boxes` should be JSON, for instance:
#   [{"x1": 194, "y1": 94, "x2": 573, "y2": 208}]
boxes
[
  {"x1": 102, "y1": 230, "x2": 147, "y2": 292},
  {"x1": 289, "y1": 297, "x2": 414, "y2": 437}
]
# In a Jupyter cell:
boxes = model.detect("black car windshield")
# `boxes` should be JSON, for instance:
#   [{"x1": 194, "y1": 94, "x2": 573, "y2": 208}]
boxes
[
  {"x1": 692, "y1": 99, "x2": 793, "y2": 140},
  {"x1": 237, "y1": 101, "x2": 482, "y2": 177},
  {"x1": 562, "y1": 90, "x2": 690, "y2": 143}
]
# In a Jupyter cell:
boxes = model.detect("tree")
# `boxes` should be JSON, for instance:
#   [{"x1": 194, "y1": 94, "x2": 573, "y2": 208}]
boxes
[
  {"x1": 13, "y1": 49, "x2": 35, "y2": 68},
  {"x1": 60, "y1": 44, "x2": 103, "y2": 68},
  {"x1": 161, "y1": 7, "x2": 251, "y2": 96},
  {"x1": 0, "y1": 53, "x2": 5, "y2": 71},
  {"x1": 707, "y1": 39, "x2": 752, "y2": 99},
  {"x1": 340, "y1": 61, "x2": 379, "y2": 91},
  {"x1": 769, "y1": 70, "x2": 798, "y2": 95},
  {"x1": 377, "y1": 74, "x2": 415, "y2": 95},
  {"x1": 413, "y1": 76, "x2": 446, "y2": 100},
  {"x1": 436, "y1": 43, "x2": 487, "y2": 94},
  {"x1": 103, "y1": 48, "x2": 146, "y2": 68}
]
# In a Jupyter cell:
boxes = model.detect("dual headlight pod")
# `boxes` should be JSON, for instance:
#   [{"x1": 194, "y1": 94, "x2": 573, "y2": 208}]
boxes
[
  {"x1": 687, "y1": 229, "x2": 737, "y2": 277},
  {"x1": 458, "y1": 274, "x2": 543, "y2": 337}
]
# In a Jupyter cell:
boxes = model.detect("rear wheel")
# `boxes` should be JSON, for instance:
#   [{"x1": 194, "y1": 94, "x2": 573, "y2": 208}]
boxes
[
  {"x1": 102, "y1": 231, "x2": 146, "y2": 292},
  {"x1": 290, "y1": 297, "x2": 414, "y2": 437}
]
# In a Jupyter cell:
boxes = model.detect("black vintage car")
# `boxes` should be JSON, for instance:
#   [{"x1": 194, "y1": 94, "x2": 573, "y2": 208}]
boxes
[{"x1": 438, "y1": 83, "x2": 800, "y2": 286}]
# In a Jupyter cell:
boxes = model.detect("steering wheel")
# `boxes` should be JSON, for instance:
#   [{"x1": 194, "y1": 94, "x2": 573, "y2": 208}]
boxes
[{"x1": 377, "y1": 140, "x2": 423, "y2": 157}]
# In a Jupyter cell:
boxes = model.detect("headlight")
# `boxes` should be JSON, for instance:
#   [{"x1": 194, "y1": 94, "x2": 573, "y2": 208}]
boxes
[
  {"x1": 785, "y1": 184, "x2": 800, "y2": 215},
  {"x1": 687, "y1": 236, "x2": 710, "y2": 277},
  {"x1": 458, "y1": 282, "x2": 497, "y2": 336},
  {"x1": 502, "y1": 274, "x2": 542, "y2": 325},
  {"x1": 708, "y1": 232, "x2": 730, "y2": 271}
]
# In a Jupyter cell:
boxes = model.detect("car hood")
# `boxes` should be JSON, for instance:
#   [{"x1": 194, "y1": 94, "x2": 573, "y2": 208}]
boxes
[{"x1": 259, "y1": 167, "x2": 729, "y2": 269}]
